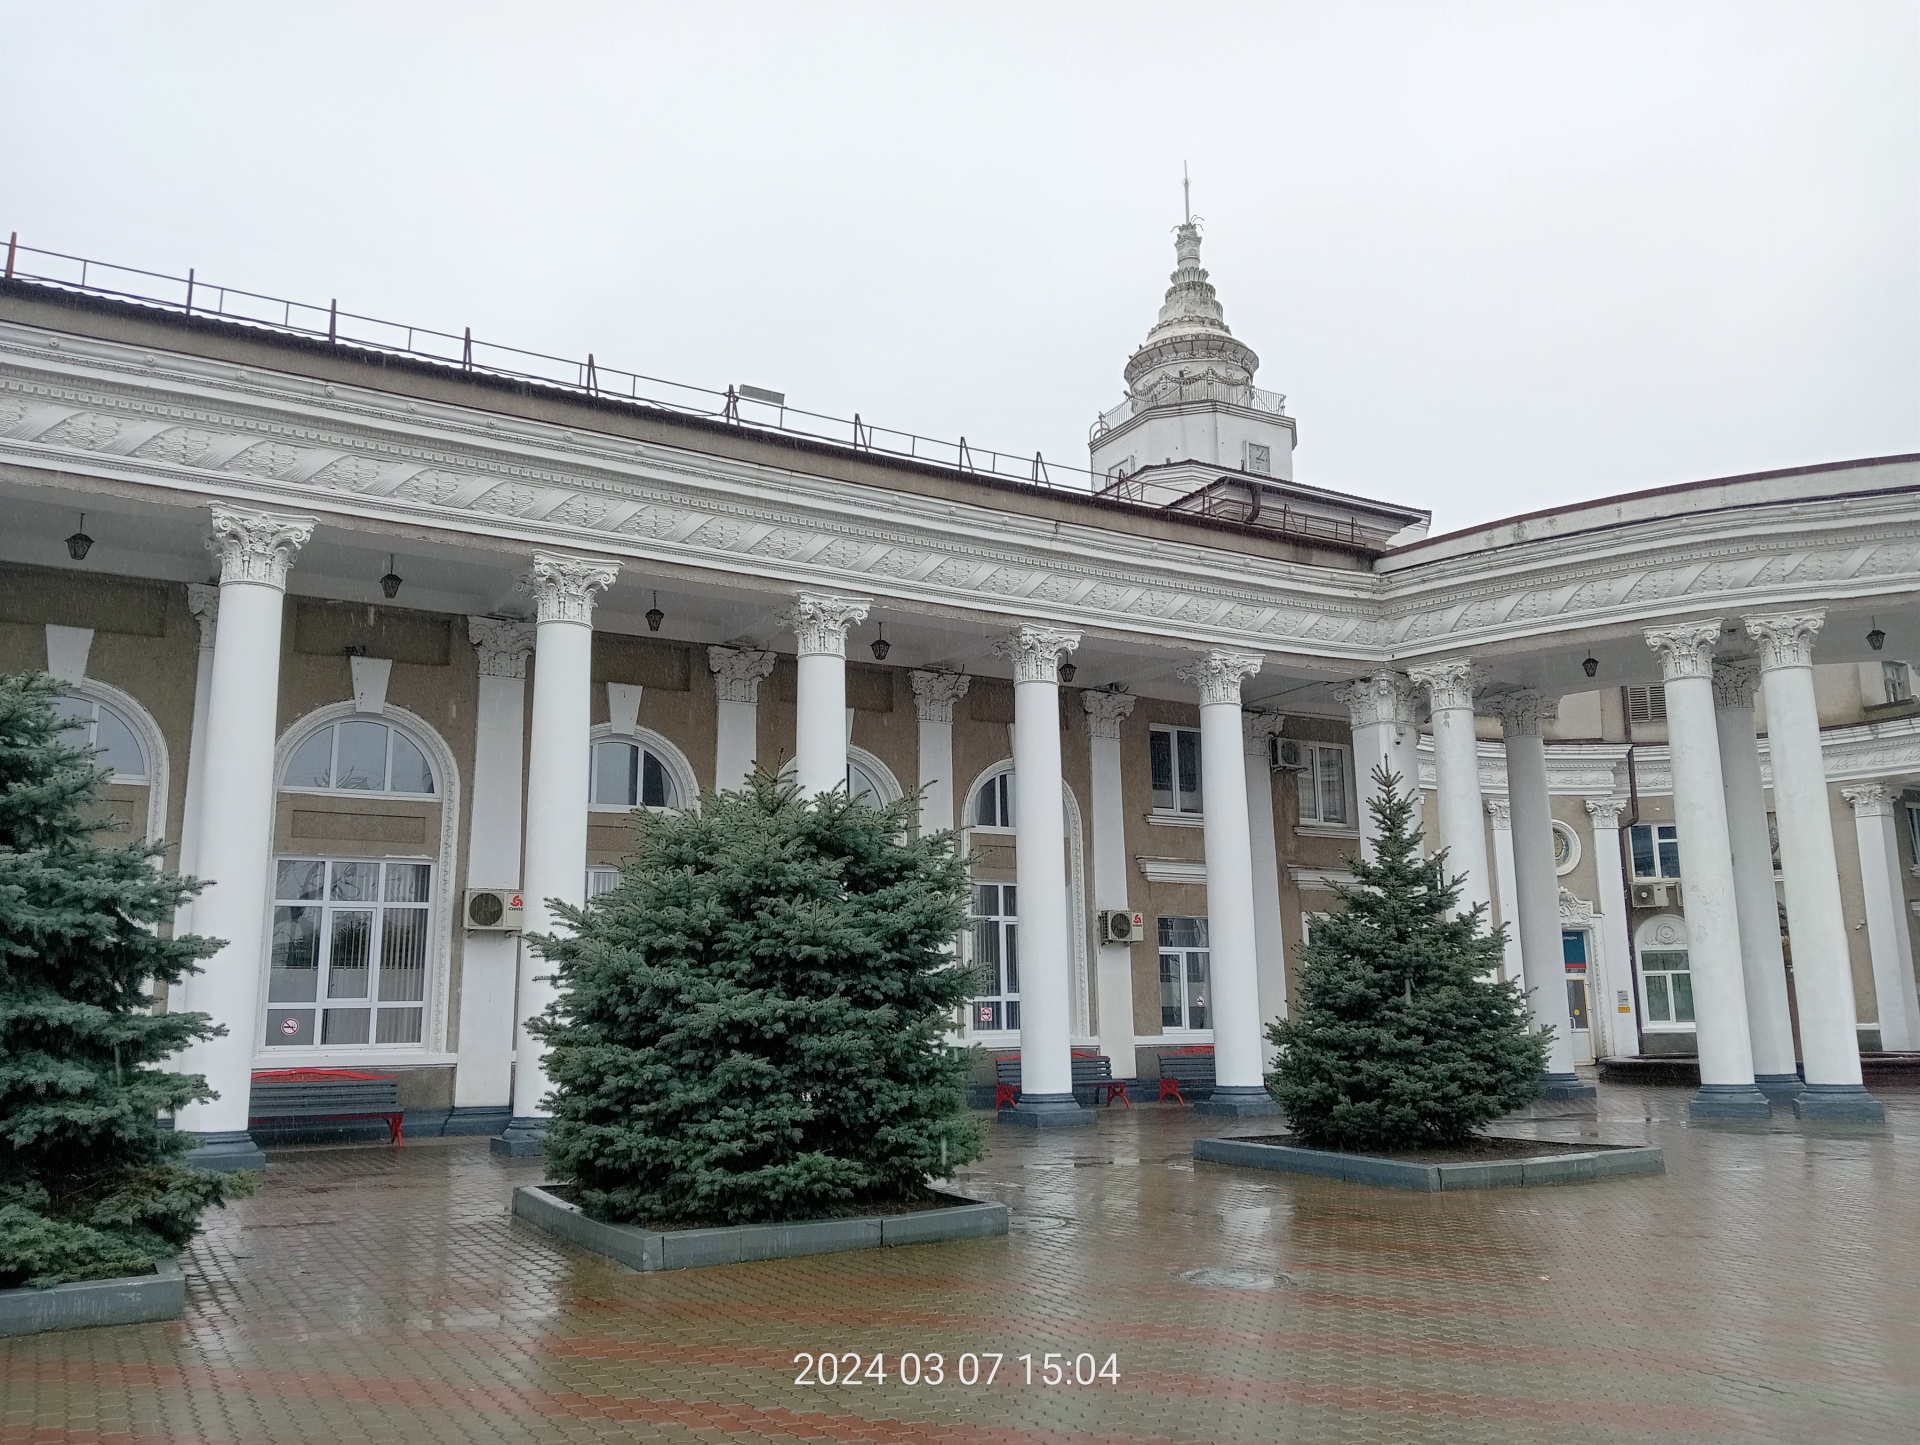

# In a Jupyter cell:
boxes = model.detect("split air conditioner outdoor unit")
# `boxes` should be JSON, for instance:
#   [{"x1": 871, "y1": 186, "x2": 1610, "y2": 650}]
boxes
[
  {"x1": 1271, "y1": 737, "x2": 1307, "y2": 771},
  {"x1": 1097, "y1": 909, "x2": 1146, "y2": 945},
  {"x1": 465, "y1": 887, "x2": 525, "y2": 931},
  {"x1": 1630, "y1": 881, "x2": 1674, "y2": 910}
]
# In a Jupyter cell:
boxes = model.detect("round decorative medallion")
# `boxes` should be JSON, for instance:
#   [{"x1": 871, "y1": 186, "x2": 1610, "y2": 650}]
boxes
[{"x1": 1551, "y1": 820, "x2": 1581, "y2": 875}]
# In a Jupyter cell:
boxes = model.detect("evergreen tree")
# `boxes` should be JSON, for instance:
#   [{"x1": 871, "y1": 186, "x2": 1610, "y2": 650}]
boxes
[
  {"x1": 0, "y1": 672, "x2": 245, "y2": 1289},
  {"x1": 529, "y1": 772, "x2": 985, "y2": 1227},
  {"x1": 1267, "y1": 767, "x2": 1548, "y2": 1151}
]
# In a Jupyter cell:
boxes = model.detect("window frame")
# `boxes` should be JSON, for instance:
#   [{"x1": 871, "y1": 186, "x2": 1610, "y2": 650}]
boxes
[
  {"x1": 1628, "y1": 823, "x2": 1682, "y2": 879},
  {"x1": 971, "y1": 769, "x2": 1015, "y2": 831},
  {"x1": 966, "y1": 881, "x2": 1019, "y2": 1037},
  {"x1": 1148, "y1": 724, "x2": 1205, "y2": 817},
  {"x1": 1244, "y1": 441, "x2": 1272, "y2": 476},
  {"x1": 1885, "y1": 661, "x2": 1913, "y2": 705},
  {"x1": 52, "y1": 694, "x2": 150, "y2": 782},
  {"x1": 1297, "y1": 742, "x2": 1356, "y2": 831},
  {"x1": 1638, "y1": 947, "x2": 1695, "y2": 1029},
  {"x1": 263, "y1": 856, "x2": 434, "y2": 1052},
  {"x1": 588, "y1": 736, "x2": 683, "y2": 812},
  {"x1": 1156, "y1": 915, "x2": 1212, "y2": 1037},
  {"x1": 280, "y1": 719, "x2": 437, "y2": 798}
]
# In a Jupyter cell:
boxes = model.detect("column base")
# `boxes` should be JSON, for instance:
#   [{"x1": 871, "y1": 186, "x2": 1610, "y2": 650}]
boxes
[
  {"x1": 1753, "y1": 1073, "x2": 1804, "y2": 1103},
  {"x1": 999, "y1": 1093, "x2": 1098, "y2": 1129},
  {"x1": 1539, "y1": 1072, "x2": 1598, "y2": 1101},
  {"x1": 1687, "y1": 1083, "x2": 1773, "y2": 1121},
  {"x1": 489, "y1": 1116, "x2": 549, "y2": 1157},
  {"x1": 1193, "y1": 1085, "x2": 1282, "y2": 1118},
  {"x1": 1791, "y1": 1084, "x2": 1886, "y2": 1123},
  {"x1": 183, "y1": 1130, "x2": 267, "y2": 1173}
]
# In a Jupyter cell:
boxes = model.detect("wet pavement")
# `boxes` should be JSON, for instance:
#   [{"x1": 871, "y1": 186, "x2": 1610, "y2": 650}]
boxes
[{"x1": 4, "y1": 1083, "x2": 1918, "y2": 1444}]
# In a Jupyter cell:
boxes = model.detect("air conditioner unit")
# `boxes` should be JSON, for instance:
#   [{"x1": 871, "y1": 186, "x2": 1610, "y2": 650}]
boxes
[
  {"x1": 465, "y1": 887, "x2": 524, "y2": 931},
  {"x1": 1630, "y1": 881, "x2": 1673, "y2": 910},
  {"x1": 1271, "y1": 737, "x2": 1308, "y2": 771},
  {"x1": 1097, "y1": 909, "x2": 1145, "y2": 945}
]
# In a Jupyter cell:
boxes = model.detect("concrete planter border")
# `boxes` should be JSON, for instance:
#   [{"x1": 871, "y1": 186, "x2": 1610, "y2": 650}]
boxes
[
  {"x1": 513, "y1": 1184, "x2": 1009, "y2": 1271},
  {"x1": 1193, "y1": 1136, "x2": 1664, "y2": 1192},
  {"x1": 0, "y1": 1258, "x2": 185, "y2": 1336}
]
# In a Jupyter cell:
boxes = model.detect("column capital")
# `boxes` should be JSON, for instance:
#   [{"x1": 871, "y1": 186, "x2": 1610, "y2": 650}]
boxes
[
  {"x1": 1584, "y1": 797, "x2": 1628, "y2": 828},
  {"x1": 1178, "y1": 648, "x2": 1263, "y2": 706},
  {"x1": 993, "y1": 624, "x2": 1080, "y2": 684},
  {"x1": 910, "y1": 669, "x2": 971, "y2": 724},
  {"x1": 1243, "y1": 709, "x2": 1287, "y2": 758},
  {"x1": 708, "y1": 644, "x2": 778, "y2": 705},
  {"x1": 186, "y1": 582, "x2": 220, "y2": 649},
  {"x1": 1643, "y1": 620, "x2": 1722, "y2": 681},
  {"x1": 1711, "y1": 658, "x2": 1761, "y2": 710},
  {"x1": 1336, "y1": 669, "x2": 1420, "y2": 729},
  {"x1": 1491, "y1": 689, "x2": 1557, "y2": 737},
  {"x1": 1081, "y1": 687, "x2": 1137, "y2": 739},
  {"x1": 1407, "y1": 658, "x2": 1484, "y2": 713},
  {"x1": 520, "y1": 552, "x2": 619, "y2": 626},
  {"x1": 1843, "y1": 782, "x2": 1894, "y2": 818},
  {"x1": 780, "y1": 593, "x2": 871, "y2": 656},
  {"x1": 468, "y1": 616, "x2": 537, "y2": 679},
  {"x1": 206, "y1": 504, "x2": 314, "y2": 590},
  {"x1": 1485, "y1": 796, "x2": 1513, "y2": 829},
  {"x1": 1745, "y1": 610, "x2": 1825, "y2": 671}
]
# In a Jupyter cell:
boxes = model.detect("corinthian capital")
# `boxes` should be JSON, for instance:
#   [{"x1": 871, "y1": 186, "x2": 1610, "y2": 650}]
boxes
[
  {"x1": 1491, "y1": 689, "x2": 1557, "y2": 737},
  {"x1": 1843, "y1": 782, "x2": 1893, "y2": 818},
  {"x1": 1081, "y1": 687, "x2": 1137, "y2": 740},
  {"x1": 1243, "y1": 709, "x2": 1287, "y2": 758},
  {"x1": 468, "y1": 616, "x2": 537, "y2": 679},
  {"x1": 911, "y1": 669, "x2": 971, "y2": 724},
  {"x1": 1179, "y1": 648, "x2": 1264, "y2": 707},
  {"x1": 207, "y1": 504, "x2": 315, "y2": 590},
  {"x1": 186, "y1": 582, "x2": 220, "y2": 649},
  {"x1": 992, "y1": 624, "x2": 1081, "y2": 685},
  {"x1": 1710, "y1": 659, "x2": 1761, "y2": 711},
  {"x1": 1643, "y1": 620, "x2": 1721, "y2": 682},
  {"x1": 1485, "y1": 796, "x2": 1512, "y2": 828},
  {"x1": 708, "y1": 645, "x2": 778, "y2": 704},
  {"x1": 780, "y1": 593, "x2": 871, "y2": 657},
  {"x1": 519, "y1": 552, "x2": 619, "y2": 626},
  {"x1": 1745, "y1": 611, "x2": 1824, "y2": 672},
  {"x1": 1337, "y1": 670, "x2": 1419, "y2": 730},
  {"x1": 1584, "y1": 797, "x2": 1627, "y2": 828},
  {"x1": 1407, "y1": 659, "x2": 1483, "y2": 713}
]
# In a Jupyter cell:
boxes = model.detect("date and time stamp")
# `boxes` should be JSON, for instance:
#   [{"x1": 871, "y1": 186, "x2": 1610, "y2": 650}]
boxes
[{"x1": 793, "y1": 1351, "x2": 1121, "y2": 1388}]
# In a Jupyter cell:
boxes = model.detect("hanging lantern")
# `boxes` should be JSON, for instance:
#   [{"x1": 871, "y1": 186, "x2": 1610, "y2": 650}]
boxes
[
  {"x1": 646, "y1": 590, "x2": 664, "y2": 633},
  {"x1": 1582, "y1": 653, "x2": 1599, "y2": 678},
  {"x1": 379, "y1": 554, "x2": 403, "y2": 600},
  {"x1": 66, "y1": 513, "x2": 93, "y2": 561},
  {"x1": 1867, "y1": 617, "x2": 1886, "y2": 652},
  {"x1": 870, "y1": 623, "x2": 890, "y2": 661},
  {"x1": 1058, "y1": 660, "x2": 1077, "y2": 684}
]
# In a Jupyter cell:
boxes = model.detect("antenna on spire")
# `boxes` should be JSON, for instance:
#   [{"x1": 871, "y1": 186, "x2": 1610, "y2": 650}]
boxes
[{"x1": 1183, "y1": 161, "x2": 1191, "y2": 224}]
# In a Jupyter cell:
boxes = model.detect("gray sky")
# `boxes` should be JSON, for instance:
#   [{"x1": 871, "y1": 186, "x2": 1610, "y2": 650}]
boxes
[{"x1": 3, "y1": 1, "x2": 1914, "y2": 534}]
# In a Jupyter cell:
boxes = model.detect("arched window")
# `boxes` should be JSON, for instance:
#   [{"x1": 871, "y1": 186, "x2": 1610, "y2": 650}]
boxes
[
  {"x1": 972, "y1": 770, "x2": 1014, "y2": 829},
  {"x1": 283, "y1": 720, "x2": 436, "y2": 796},
  {"x1": 53, "y1": 695, "x2": 148, "y2": 781},
  {"x1": 591, "y1": 738, "x2": 682, "y2": 810}
]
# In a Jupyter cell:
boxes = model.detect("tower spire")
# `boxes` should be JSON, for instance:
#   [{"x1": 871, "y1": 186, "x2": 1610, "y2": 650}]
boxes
[{"x1": 1183, "y1": 161, "x2": 1191, "y2": 225}]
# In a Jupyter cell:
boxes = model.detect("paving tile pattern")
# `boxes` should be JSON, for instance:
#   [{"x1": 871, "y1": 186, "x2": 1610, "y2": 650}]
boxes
[{"x1": 4, "y1": 1084, "x2": 1918, "y2": 1444}]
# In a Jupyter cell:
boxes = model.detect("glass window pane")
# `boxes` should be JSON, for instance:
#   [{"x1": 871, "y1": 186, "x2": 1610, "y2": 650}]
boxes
[
  {"x1": 1002, "y1": 885, "x2": 1015, "y2": 917},
  {"x1": 334, "y1": 721, "x2": 388, "y2": 790},
  {"x1": 1659, "y1": 833, "x2": 1681, "y2": 878},
  {"x1": 265, "y1": 1008, "x2": 315, "y2": 1046},
  {"x1": 1176, "y1": 728, "x2": 1203, "y2": 812},
  {"x1": 972, "y1": 1000, "x2": 1002, "y2": 1031},
  {"x1": 1562, "y1": 930, "x2": 1589, "y2": 967},
  {"x1": 1318, "y1": 747, "x2": 1347, "y2": 824},
  {"x1": 388, "y1": 730, "x2": 433, "y2": 795},
  {"x1": 322, "y1": 1008, "x2": 371, "y2": 1045},
  {"x1": 1566, "y1": 980, "x2": 1590, "y2": 1029},
  {"x1": 276, "y1": 859, "x2": 325, "y2": 901},
  {"x1": 848, "y1": 763, "x2": 880, "y2": 807},
  {"x1": 1003, "y1": 922, "x2": 1018, "y2": 995},
  {"x1": 973, "y1": 883, "x2": 998, "y2": 916},
  {"x1": 1160, "y1": 953, "x2": 1182, "y2": 1028},
  {"x1": 1186, "y1": 953, "x2": 1210, "y2": 1030},
  {"x1": 269, "y1": 907, "x2": 320, "y2": 1001},
  {"x1": 383, "y1": 862, "x2": 430, "y2": 903},
  {"x1": 593, "y1": 741, "x2": 638, "y2": 807},
  {"x1": 1645, "y1": 975, "x2": 1671, "y2": 1022},
  {"x1": 641, "y1": 750, "x2": 671, "y2": 808},
  {"x1": 329, "y1": 861, "x2": 379, "y2": 902},
  {"x1": 327, "y1": 910, "x2": 373, "y2": 997},
  {"x1": 1630, "y1": 826, "x2": 1656, "y2": 878},
  {"x1": 285, "y1": 727, "x2": 334, "y2": 789},
  {"x1": 1671, "y1": 974, "x2": 1695, "y2": 1023},
  {"x1": 51, "y1": 696, "x2": 92, "y2": 754},
  {"x1": 1161, "y1": 915, "x2": 1208, "y2": 949},
  {"x1": 378, "y1": 910, "x2": 427, "y2": 1001},
  {"x1": 375, "y1": 1007, "x2": 423, "y2": 1044},
  {"x1": 93, "y1": 704, "x2": 146, "y2": 779},
  {"x1": 972, "y1": 917, "x2": 1001, "y2": 970},
  {"x1": 998, "y1": 775, "x2": 1013, "y2": 826},
  {"x1": 586, "y1": 867, "x2": 622, "y2": 900},
  {"x1": 1149, "y1": 730, "x2": 1174, "y2": 811}
]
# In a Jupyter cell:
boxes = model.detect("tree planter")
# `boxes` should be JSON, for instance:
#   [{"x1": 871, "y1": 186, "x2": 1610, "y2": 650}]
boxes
[
  {"x1": 513, "y1": 1185, "x2": 1009, "y2": 1272},
  {"x1": 0, "y1": 1259, "x2": 185, "y2": 1336},
  {"x1": 1194, "y1": 1136, "x2": 1664, "y2": 1192}
]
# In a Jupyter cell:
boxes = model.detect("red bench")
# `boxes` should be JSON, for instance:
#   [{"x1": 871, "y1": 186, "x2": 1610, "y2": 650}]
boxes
[
  {"x1": 993, "y1": 1051, "x2": 1132, "y2": 1108},
  {"x1": 250, "y1": 1068, "x2": 404, "y2": 1144},
  {"x1": 1156, "y1": 1046, "x2": 1215, "y2": 1105}
]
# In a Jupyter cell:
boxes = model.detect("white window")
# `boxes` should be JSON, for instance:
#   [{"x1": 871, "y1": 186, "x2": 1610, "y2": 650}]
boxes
[
  {"x1": 1298, "y1": 743, "x2": 1354, "y2": 827},
  {"x1": 1150, "y1": 725, "x2": 1203, "y2": 814},
  {"x1": 968, "y1": 882, "x2": 1018, "y2": 1032},
  {"x1": 1158, "y1": 916, "x2": 1211, "y2": 1031},
  {"x1": 1629, "y1": 824, "x2": 1681, "y2": 879},
  {"x1": 266, "y1": 859, "x2": 431, "y2": 1048},
  {"x1": 973, "y1": 771, "x2": 1014, "y2": 829},
  {"x1": 1884, "y1": 661, "x2": 1912, "y2": 705},
  {"x1": 849, "y1": 761, "x2": 889, "y2": 807},
  {"x1": 585, "y1": 866, "x2": 623, "y2": 900},
  {"x1": 1626, "y1": 686, "x2": 1667, "y2": 724},
  {"x1": 591, "y1": 738, "x2": 681, "y2": 809},
  {"x1": 283, "y1": 720, "x2": 435, "y2": 796},
  {"x1": 53, "y1": 695, "x2": 148, "y2": 781},
  {"x1": 1245, "y1": 441, "x2": 1272, "y2": 476},
  {"x1": 1640, "y1": 949, "x2": 1694, "y2": 1026}
]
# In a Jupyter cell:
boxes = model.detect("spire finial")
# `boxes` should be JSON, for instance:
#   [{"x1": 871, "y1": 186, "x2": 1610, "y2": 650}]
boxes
[{"x1": 1183, "y1": 161, "x2": 1191, "y2": 224}]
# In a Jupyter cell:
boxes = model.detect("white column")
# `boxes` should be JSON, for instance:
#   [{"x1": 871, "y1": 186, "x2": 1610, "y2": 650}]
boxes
[
  {"x1": 1337, "y1": 670, "x2": 1421, "y2": 855},
  {"x1": 1486, "y1": 797, "x2": 1526, "y2": 983},
  {"x1": 1409, "y1": 660, "x2": 1493, "y2": 919},
  {"x1": 454, "y1": 618, "x2": 535, "y2": 1120},
  {"x1": 1746, "y1": 611, "x2": 1883, "y2": 1120},
  {"x1": 912, "y1": 670, "x2": 971, "y2": 836},
  {"x1": 1181, "y1": 649, "x2": 1281, "y2": 1117},
  {"x1": 1642, "y1": 625, "x2": 1768, "y2": 1119},
  {"x1": 708, "y1": 645, "x2": 777, "y2": 793},
  {"x1": 995, "y1": 624, "x2": 1093, "y2": 1126},
  {"x1": 1713, "y1": 661, "x2": 1801, "y2": 1094},
  {"x1": 495, "y1": 553, "x2": 618, "y2": 1155},
  {"x1": 781, "y1": 593, "x2": 870, "y2": 797},
  {"x1": 1243, "y1": 710, "x2": 1290, "y2": 1056},
  {"x1": 1083, "y1": 688, "x2": 1139, "y2": 1078},
  {"x1": 1584, "y1": 799, "x2": 1641, "y2": 1061},
  {"x1": 1495, "y1": 691, "x2": 1592, "y2": 1099},
  {"x1": 170, "y1": 584, "x2": 220, "y2": 947},
  {"x1": 175, "y1": 505, "x2": 315, "y2": 1170},
  {"x1": 1845, "y1": 784, "x2": 1920, "y2": 1053}
]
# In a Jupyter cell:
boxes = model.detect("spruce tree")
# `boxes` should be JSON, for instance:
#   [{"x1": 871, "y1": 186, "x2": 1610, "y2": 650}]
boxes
[
  {"x1": 0, "y1": 672, "x2": 245, "y2": 1289},
  {"x1": 529, "y1": 772, "x2": 985, "y2": 1227},
  {"x1": 1267, "y1": 767, "x2": 1548, "y2": 1151}
]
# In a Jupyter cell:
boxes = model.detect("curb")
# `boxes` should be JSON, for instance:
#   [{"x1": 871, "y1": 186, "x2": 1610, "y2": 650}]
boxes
[
  {"x1": 1192, "y1": 1137, "x2": 1664, "y2": 1192},
  {"x1": 0, "y1": 1259, "x2": 185, "y2": 1336}
]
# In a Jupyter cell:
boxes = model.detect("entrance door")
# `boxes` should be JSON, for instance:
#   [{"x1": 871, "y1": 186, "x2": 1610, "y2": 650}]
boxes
[{"x1": 1561, "y1": 929, "x2": 1593, "y2": 1064}]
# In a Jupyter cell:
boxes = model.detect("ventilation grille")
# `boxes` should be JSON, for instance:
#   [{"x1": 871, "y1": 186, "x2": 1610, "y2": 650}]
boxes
[{"x1": 1626, "y1": 685, "x2": 1668, "y2": 723}]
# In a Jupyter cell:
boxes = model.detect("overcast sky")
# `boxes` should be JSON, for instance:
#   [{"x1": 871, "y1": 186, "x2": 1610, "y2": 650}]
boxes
[{"x1": 2, "y1": 2, "x2": 1914, "y2": 534}]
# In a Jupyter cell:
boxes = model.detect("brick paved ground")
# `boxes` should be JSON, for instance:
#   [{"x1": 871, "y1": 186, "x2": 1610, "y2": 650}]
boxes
[{"x1": 5, "y1": 1083, "x2": 1918, "y2": 1444}]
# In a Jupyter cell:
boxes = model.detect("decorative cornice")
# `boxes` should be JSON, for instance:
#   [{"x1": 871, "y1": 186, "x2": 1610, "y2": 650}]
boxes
[
  {"x1": 1243, "y1": 709, "x2": 1287, "y2": 758},
  {"x1": 206, "y1": 503, "x2": 314, "y2": 590},
  {"x1": 780, "y1": 593, "x2": 871, "y2": 657},
  {"x1": 186, "y1": 582, "x2": 219, "y2": 649},
  {"x1": 1491, "y1": 689, "x2": 1557, "y2": 737},
  {"x1": 1843, "y1": 782, "x2": 1893, "y2": 818},
  {"x1": 1711, "y1": 658, "x2": 1761, "y2": 711},
  {"x1": 1584, "y1": 797, "x2": 1628, "y2": 828},
  {"x1": 1559, "y1": 888, "x2": 1599, "y2": 925},
  {"x1": 1485, "y1": 797, "x2": 1512, "y2": 827},
  {"x1": 1337, "y1": 669, "x2": 1420, "y2": 729},
  {"x1": 1136, "y1": 855, "x2": 1208, "y2": 884},
  {"x1": 1643, "y1": 621, "x2": 1721, "y2": 682},
  {"x1": 520, "y1": 552, "x2": 618, "y2": 626},
  {"x1": 994, "y1": 624, "x2": 1081, "y2": 685},
  {"x1": 1407, "y1": 658, "x2": 1482, "y2": 713},
  {"x1": 1081, "y1": 687, "x2": 1138, "y2": 740},
  {"x1": 1178, "y1": 648, "x2": 1263, "y2": 707},
  {"x1": 468, "y1": 616, "x2": 536, "y2": 679},
  {"x1": 1746, "y1": 610, "x2": 1824, "y2": 671},
  {"x1": 708, "y1": 645, "x2": 778, "y2": 705},
  {"x1": 909, "y1": 669, "x2": 971, "y2": 724}
]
